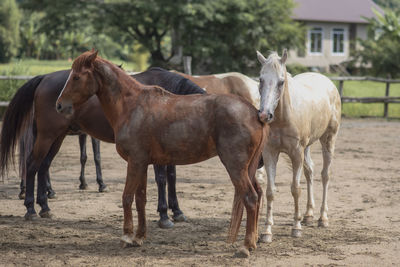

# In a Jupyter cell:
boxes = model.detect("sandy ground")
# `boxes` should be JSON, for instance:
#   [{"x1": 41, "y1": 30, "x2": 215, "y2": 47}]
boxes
[{"x1": 0, "y1": 118, "x2": 399, "y2": 266}]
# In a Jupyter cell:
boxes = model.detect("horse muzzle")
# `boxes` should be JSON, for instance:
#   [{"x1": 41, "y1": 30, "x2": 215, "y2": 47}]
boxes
[
  {"x1": 258, "y1": 111, "x2": 274, "y2": 124},
  {"x1": 56, "y1": 100, "x2": 74, "y2": 117}
]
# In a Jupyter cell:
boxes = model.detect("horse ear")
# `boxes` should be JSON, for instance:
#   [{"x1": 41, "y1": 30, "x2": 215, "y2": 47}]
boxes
[
  {"x1": 281, "y1": 49, "x2": 288, "y2": 64},
  {"x1": 256, "y1": 51, "x2": 268, "y2": 65},
  {"x1": 85, "y1": 50, "x2": 98, "y2": 68}
]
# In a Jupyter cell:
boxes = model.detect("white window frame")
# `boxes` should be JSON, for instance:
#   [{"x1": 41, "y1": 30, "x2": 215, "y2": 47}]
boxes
[
  {"x1": 308, "y1": 27, "x2": 323, "y2": 55},
  {"x1": 331, "y1": 28, "x2": 346, "y2": 56}
]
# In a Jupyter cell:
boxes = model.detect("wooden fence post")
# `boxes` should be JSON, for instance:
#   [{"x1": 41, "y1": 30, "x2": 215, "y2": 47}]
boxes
[
  {"x1": 338, "y1": 80, "x2": 344, "y2": 108},
  {"x1": 183, "y1": 56, "x2": 192, "y2": 75},
  {"x1": 384, "y1": 79, "x2": 390, "y2": 118}
]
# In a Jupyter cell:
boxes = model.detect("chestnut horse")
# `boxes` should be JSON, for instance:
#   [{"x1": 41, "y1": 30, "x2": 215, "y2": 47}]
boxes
[
  {"x1": 256, "y1": 50, "x2": 341, "y2": 242},
  {"x1": 0, "y1": 67, "x2": 205, "y2": 228},
  {"x1": 56, "y1": 51, "x2": 267, "y2": 256}
]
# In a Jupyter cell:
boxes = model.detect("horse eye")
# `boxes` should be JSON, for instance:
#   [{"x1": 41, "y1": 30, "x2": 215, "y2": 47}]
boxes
[
  {"x1": 73, "y1": 76, "x2": 80, "y2": 81},
  {"x1": 278, "y1": 80, "x2": 284, "y2": 87}
]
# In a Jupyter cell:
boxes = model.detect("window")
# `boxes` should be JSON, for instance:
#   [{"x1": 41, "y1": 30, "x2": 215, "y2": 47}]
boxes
[
  {"x1": 309, "y1": 27, "x2": 323, "y2": 54},
  {"x1": 332, "y1": 28, "x2": 345, "y2": 54}
]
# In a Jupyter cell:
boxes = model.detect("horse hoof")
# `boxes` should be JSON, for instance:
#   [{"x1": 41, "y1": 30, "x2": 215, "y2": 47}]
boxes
[
  {"x1": 302, "y1": 216, "x2": 314, "y2": 226},
  {"x1": 318, "y1": 219, "x2": 329, "y2": 228},
  {"x1": 39, "y1": 210, "x2": 53, "y2": 219},
  {"x1": 291, "y1": 229, "x2": 302, "y2": 238},
  {"x1": 132, "y1": 238, "x2": 144, "y2": 247},
  {"x1": 79, "y1": 184, "x2": 88, "y2": 190},
  {"x1": 158, "y1": 219, "x2": 174, "y2": 229},
  {"x1": 24, "y1": 212, "x2": 38, "y2": 221},
  {"x1": 18, "y1": 192, "x2": 25, "y2": 200},
  {"x1": 173, "y1": 213, "x2": 187, "y2": 222},
  {"x1": 98, "y1": 184, "x2": 108, "y2": 193},
  {"x1": 234, "y1": 247, "x2": 250, "y2": 258},
  {"x1": 259, "y1": 234, "x2": 272, "y2": 243},
  {"x1": 47, "y1": 191, "x2": 56, "y2": 199},
  {"x1": 120, "y1": 234, "x2": 134, "y2": 248}
]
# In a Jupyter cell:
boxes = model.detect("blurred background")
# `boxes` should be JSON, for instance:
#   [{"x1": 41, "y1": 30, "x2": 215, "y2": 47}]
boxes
[{"x1": 0, "y1": 0, "x2": 399, "y2": 117}]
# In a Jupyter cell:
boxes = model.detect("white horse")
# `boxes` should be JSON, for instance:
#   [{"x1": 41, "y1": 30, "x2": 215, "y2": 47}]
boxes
[{"x1": 256, "y1": 50, "x2": 341, "y2": 242}]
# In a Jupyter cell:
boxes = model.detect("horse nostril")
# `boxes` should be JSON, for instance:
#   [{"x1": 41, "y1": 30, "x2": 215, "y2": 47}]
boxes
[
  {"x1": 56, "y1": 103, "x2": 62, "y2": 112},
  {"x1": 267, "y1": 113, "x2": 274, "y2": 121}
]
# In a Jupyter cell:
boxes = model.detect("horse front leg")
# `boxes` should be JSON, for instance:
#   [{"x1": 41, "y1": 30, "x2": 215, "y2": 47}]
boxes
[
  {"x1": 259, "y1": 149, "x2": 279, "y2": 243},
  {"x1": 91, "y1": 137, "x2": 107, "y2": 192},
  {"x1": 154, "y1": 165, "x2": 174, "y2": 229},
  {"x1": 121, "y1": 161, "x2": 148, "y2": 247},
  {"x1": 302, "y1": 146, "x2": 315, "y2": 226},
  {"x1": 289, "y1": 149, "x2": 304, "y2": 237},
  {"x1": 167, "y1": 165, "x2": 187, "y2": 223}
]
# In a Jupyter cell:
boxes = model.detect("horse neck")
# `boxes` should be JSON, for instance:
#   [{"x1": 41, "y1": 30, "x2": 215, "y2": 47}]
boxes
[
  {"x1": 274, "y1": 71, "x2": 293, "y2": 124},
  {"x1": 94, "y1": 65, "x2": 141, "y2": 129}
]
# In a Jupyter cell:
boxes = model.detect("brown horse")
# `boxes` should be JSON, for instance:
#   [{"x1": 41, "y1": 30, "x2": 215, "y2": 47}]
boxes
[
  {"x1": 56, "y1": 51, "x2": 267, "y2": 256},
  {"x1": 0, "y1": 67, "x2": 205, "y2": 228}
]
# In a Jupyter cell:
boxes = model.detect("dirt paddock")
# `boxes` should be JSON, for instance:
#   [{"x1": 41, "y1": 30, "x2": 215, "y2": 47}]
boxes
[{"x1": 0, "y1": 118, "x2": 399, "y2": 266}]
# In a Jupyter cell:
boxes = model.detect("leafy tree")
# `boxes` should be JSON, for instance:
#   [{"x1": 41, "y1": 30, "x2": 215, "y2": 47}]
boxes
[
  {"x1": 98, "y1": 0, "x2": 304, "y2": 73},
  {"x1": 0, "y1": 0, "x2": 21, "y2": 63},
  {"x1": 373, "y1": 0, "x2": 400, "y2": 13},
  {"x1": 355, "y1": 9, "x2": 400, "y2": 78}
]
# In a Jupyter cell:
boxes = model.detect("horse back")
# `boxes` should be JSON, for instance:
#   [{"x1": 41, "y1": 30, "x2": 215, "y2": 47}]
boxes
[{"x1": 289, "y1": 72, "x2": 341, "y2": 143}]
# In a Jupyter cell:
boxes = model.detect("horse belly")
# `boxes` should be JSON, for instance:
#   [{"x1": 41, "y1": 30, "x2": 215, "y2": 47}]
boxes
[{"x1": 152, "y1": 119, "x2": 217, "y2": 165}]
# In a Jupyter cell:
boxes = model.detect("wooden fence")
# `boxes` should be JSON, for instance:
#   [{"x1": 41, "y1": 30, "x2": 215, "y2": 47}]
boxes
[
  {"x1": 331, "y1": 76, "x2": 400, "y2": 118},
  {"x1": 1, "y1": 75, "x2": 400, "y2": 117}
]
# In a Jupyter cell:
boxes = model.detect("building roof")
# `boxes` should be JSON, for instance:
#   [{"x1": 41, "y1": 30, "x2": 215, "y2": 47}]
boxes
[{"x1": 292, "y1": 0, "x2": 384, "y2": 24}]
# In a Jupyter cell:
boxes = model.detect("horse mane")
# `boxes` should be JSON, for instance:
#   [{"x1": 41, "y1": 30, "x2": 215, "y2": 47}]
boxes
[
  {"x1": 138, "y1": 67, "x2": 206, "y2": 95},
  {"x1": 265, "y1": 52, "x2": 284, "y2": 72}
]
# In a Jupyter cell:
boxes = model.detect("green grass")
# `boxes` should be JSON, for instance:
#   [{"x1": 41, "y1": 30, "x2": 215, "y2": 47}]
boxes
[
  {"x1": 333, "y1": 80, "x2": 400, "y2": 118},
  {"x1": 0, "y1": 58, "x2": 142, "y2": 101}
]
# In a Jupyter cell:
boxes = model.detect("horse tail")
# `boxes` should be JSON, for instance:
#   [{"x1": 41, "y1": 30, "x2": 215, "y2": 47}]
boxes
[
  {"x1": 0, "y1": 75, "x2": 44, "y2": 180},
  {"x1": 18, "y1": 111, "x2": 35, "y2": 185}
]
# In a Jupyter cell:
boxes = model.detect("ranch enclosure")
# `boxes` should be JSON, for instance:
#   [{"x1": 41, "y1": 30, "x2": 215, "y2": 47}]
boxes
[{"x1": 0, "y1": 118, "x2": 399, "y2": 266}]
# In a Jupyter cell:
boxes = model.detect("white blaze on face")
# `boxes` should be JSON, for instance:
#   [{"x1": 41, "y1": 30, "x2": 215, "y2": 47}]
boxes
[
  {"x1": 259, "y1": 67, "x2": 281, "y2": 116},
  {"x1": 57, "y1": 70, "x2": 73, "y2": 102}
]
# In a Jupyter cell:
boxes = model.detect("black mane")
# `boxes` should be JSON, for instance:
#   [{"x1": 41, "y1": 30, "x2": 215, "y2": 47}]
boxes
[{"x1": 132, "y1": 67, "x2": 206, "y2": 95}]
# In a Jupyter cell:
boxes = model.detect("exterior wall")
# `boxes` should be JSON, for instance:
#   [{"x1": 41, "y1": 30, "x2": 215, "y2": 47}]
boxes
[{"x1": 287, "y1": 21, "x2": 366, "y2": 70}]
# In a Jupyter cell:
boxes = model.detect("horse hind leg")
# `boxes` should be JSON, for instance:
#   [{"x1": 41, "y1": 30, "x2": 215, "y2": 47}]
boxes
[
  {"x1": 154, "y1": 164, "x2": 174, "y2": 229},
  {"x1": 121, "y1": 161, "x2": 148, "y2": 247},
  {"x1": 302, "y1": 146, "x2": 315, "y2": 226},
  {"x1": 318, "y1": 131, "x2": 338, "y2": 228},
  {"x1": 91, "y1": 137, "x2": 107, "y2": 192},
  {"x1": 166, "y1": 165, "x2": 187, "y2": 223},
  {"x1": 78, "y1": 134, "x2": 88, "y2": 190}
]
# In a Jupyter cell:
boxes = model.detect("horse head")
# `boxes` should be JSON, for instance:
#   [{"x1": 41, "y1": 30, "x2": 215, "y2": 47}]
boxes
[
  {"x1": 56, "y1": 50, "x2": 100, "y2": 117},
  {"x1": 256, "y1": 49, "x2": 288, "y2": 123}
]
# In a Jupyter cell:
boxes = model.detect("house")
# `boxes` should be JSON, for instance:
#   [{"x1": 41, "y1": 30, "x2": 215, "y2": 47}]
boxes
[{"x1": 287, "y1": 0, "x2": 384, "y2": 71}]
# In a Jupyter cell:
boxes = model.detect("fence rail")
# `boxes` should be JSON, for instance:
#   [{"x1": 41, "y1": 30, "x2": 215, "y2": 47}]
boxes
[
  {"x1": 1, "y1": 75, "x2": 399, "y2": 117},
  {"x1": 330, "y1": 76, "x2": 400, "y2": 118}
]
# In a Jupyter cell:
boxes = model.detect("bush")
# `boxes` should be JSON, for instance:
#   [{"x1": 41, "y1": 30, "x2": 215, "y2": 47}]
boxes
[{"x1": 286, "y1": 63, "x2": 309, "y2": 76}]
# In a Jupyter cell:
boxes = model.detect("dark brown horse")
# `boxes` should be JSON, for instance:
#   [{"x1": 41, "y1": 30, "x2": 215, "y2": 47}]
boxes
[
  {"x1": 0, "y1": 67, "x2": 205, "y2": 228},
  {"x1": 56, "y1": 51, "x2": 267, "y2": 256}
]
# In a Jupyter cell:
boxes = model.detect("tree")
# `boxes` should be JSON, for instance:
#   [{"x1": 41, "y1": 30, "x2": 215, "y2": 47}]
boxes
[
  {"x1": 355, "y1": 9, "x2": 400, "y2": 78},
  {"x1": 98, "y1": 0, "x2": 304, "y2": 73},
  {"x1": 373, "y1": 0, "x2": 400, "y2": 13},
  {"x1": 0, "y1": 0, "x2": 21, "y2": 63}
]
